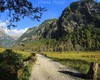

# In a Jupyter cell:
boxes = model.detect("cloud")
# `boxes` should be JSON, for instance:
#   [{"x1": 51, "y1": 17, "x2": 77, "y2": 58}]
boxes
[
  {"x1": 0, "y1": 21, "x2": 8, "y2": 36},
  {"x1": 0, "y1": 21, "x2": 28, "y2": 40},
  {"x1": 0, "y1": 20, "x2": 8, "y2": 28},
  {"x1": 4, "y1": 28, "x2": 28, "y2": 40}
]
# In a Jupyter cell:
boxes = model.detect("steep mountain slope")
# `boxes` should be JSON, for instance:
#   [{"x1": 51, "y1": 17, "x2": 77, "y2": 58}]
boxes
[
  {"x1": 34, "y1": 19, "x2": 57, "y2": 39},
  {"x1": 15, "y1": 19, "x2": 57, "y2": 45},
  {"x1": 54, "y1": 0, "x2": 100, "y2": 38},
  {"x1": 14, "y1": 0, "x2": 100, "y2": 51},
  {"x1": 15, "y1": 26, "x2": 38, "y2": 45}
]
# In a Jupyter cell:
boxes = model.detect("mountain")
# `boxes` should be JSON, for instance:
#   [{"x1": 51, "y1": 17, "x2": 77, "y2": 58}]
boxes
[
  {"x1": 0, "y1": 28, "x2": 15, "y2": 48},
  {"x1": 14, "y1": 0, "x2": 100, "y2": 51},
  {"x1": 15, "y1": 19, "x2": 57, "y2": 45},
  {"x1": 55, "y1": 0, "x2": 100, "y2": 38},
  {"x1": 15, "y1": 26, "x2": 38, "y2": 45}
]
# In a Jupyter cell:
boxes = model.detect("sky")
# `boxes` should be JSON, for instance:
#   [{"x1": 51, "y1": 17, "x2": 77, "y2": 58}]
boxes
[{"x1": 0, "y1": 0, "x2": 100, "y2": 39}]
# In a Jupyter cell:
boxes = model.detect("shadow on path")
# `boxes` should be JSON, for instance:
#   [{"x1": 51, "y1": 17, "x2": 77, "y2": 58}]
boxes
[{"x1": 59, "y1": 70, "x2": 88, "y2": 79}]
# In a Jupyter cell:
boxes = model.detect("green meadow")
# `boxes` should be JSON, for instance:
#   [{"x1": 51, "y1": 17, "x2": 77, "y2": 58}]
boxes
[{"x1": 43, "y1": 51, "x2": 100, "y2": 79}]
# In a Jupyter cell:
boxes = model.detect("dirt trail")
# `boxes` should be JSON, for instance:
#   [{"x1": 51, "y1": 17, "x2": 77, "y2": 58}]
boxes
[{"x1": 30, "y1": 54, "x2": 84, "y2": 80}]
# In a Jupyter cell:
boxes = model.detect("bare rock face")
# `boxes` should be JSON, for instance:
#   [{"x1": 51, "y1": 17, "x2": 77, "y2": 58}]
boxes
[
  {"x1": 55, "y1": 0, "x2": 100, "y2": 39},
  {"x1": 15, "y1": 19, "x2": 57, "y2": 45}
]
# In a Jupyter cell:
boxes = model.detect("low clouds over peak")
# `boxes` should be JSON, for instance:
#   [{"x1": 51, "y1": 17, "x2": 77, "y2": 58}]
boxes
[
  {"x1": 4, "y1": 28, "x2": 28, "y2": 40},
  {"x1": 0, "y1": 21, "x2": 28, "y2": 40}
]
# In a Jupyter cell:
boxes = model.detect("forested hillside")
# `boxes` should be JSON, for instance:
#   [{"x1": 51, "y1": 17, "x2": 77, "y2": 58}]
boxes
[{"x1": 14, "y1": 0, "x2": 100, "y2": 51}]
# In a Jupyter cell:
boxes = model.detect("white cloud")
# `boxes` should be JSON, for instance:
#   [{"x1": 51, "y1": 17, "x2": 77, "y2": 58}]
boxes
[
  {"x1": 0, "y1": 21, "x2": 8, "y2": 36},
  {"x1": 4, "y1": 28, "x2": 28, "y2": 40},
  {"x1": 0, "y1": 21, "x2": 28, "y2": 40},
  {"x1": 0, "y1": 20, "x2": 8, "y2": 28}
]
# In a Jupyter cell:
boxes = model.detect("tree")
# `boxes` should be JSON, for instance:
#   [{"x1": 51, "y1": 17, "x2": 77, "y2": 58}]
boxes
[{"x1": 0, "y1": 0, "x2": 47, "y2": 29}]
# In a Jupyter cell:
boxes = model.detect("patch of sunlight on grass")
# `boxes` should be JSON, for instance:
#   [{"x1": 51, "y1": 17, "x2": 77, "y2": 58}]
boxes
[{"x1": 0, "y1": 48, "x2": 5, "y2": 53}]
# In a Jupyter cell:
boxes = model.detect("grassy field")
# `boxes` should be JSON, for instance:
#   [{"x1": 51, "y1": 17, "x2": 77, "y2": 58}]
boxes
[
  {"x1": 0, "y1": 48, "x2": 36, "y2": 80},
  {"x1": 0, "y1": 48, "x2": 5, "y2": 52},
  {"x1": 13, "y1": 50, "x2": 36, "y2": 80},
  {"x1": 43, "y1": 51, "x2": 100, "y2": 79}
]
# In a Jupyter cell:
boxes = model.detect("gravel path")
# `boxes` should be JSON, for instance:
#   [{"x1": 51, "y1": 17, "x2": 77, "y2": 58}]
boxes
[{"x1": 30, "y1": 54, "x2": 85, "y2": 80}]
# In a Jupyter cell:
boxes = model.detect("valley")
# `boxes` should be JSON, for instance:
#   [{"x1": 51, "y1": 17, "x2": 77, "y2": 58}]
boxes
[
  {"x1": 14, "y1": 0, "x2": 100, "y2": 52},
  {"x1": 0, "y1": 0, "x2": 100, "y2": 80}
]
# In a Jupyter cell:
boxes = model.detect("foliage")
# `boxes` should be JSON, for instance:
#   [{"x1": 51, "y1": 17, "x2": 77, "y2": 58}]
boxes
[
  {"x1": 15, "y1": 38, "x2": 58, "y2": 52},
  {"x1": 0, "y1": 0, "x2": 47, "y2": 28},
  {"x1": 70, "y1": 24, "x2": 100, "y2": 51},
  {"x1": 56, "y1": 0, "x2": 100, "y2": 51},
  {"x1": 14, "y1": 24, "x2": 100, "y2": 52},
  {"x1": 0, "y1": 49, "x2": 36, "y2": 80},
  {"x1": 20, "y1": 25, "x2": 100, "y2": 51}
]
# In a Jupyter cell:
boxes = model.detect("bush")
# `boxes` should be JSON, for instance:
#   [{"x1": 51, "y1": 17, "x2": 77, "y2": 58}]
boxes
[
  {"x1": 0, "y1": 49, "x2": 22, "y2": 80},
  {"x1": 0, "y1": 49, "x2": 36, "y2": 80}
]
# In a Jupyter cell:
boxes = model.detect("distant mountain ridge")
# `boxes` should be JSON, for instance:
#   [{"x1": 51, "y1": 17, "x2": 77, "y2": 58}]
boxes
[
  {"x1": 14, "y1": 26, "x2": 38, "y2": 45},
  {"x1": 15, "y1": 0, "x2": 100, "y2": 51},
  {"x1": 0, "y1": 29, "x2": 15, "y2": 48}
]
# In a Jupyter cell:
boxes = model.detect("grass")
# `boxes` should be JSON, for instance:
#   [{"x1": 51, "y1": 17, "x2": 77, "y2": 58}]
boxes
[
  {"x1": 13, "y1": 50, "x2": 37, "y2": 80},
  {"x1": 43, "y1": 51, "x2": 100, "y2": 79},
  {"x1": 13, "y1": 50, "x2": 35, "y2": 80},
  {"x1": 0, "y1": 48, "x2": 5, "y2": 53},
  {"x1": 0, "y1": 49, "x2": 36, "y2": 80}
]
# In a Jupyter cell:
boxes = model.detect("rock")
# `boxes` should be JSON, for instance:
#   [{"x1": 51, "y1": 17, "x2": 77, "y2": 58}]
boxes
[{"x1": 88, "y1": 62, "x2": 98, "y2": 80}]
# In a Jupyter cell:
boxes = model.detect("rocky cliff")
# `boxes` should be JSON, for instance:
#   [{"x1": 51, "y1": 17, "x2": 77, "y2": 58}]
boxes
[
  {"x1": 15, "y1": 0, "x2": 100, "y2": 51},
  {"x1": 15, "y1": 19, "x2": 57, "y2": 45},
  {"x1": 54, "y1": 0, "x2": 100, "y2": 39}
]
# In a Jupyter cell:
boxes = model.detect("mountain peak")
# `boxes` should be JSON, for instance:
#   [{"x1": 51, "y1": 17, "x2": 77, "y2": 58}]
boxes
[{"x1": 14, "y1": 1, "x2": 100, "y2": 51}]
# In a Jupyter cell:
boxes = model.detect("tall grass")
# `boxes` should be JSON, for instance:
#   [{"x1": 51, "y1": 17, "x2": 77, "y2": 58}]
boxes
[
  {"x1": 0, "y1": 49, "x2": 36, "y2": 80},
  {"x1": 44, "y1": 51, "x2": 100, "y2": 79}
]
